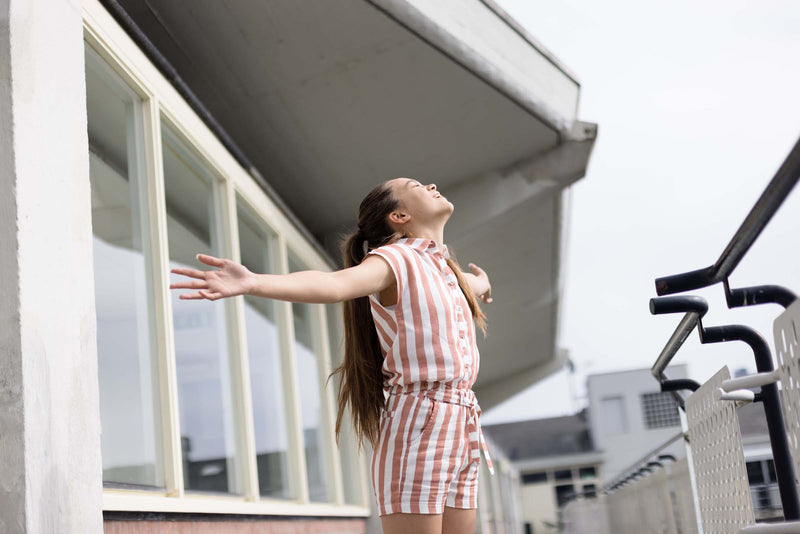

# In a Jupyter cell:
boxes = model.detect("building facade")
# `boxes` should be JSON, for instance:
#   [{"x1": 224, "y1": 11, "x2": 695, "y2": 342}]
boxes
[{"x1": 0, "y1": 0, "x2": 595, "y2": 531}]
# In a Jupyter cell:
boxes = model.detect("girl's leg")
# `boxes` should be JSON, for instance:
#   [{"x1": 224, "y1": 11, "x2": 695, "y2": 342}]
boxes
[
  {"x1": 380, "y1": 512, "x2": 443, "y2": 534},
  {"x1": 442, "y1": 506, "x2": 476, "y2": 534}
]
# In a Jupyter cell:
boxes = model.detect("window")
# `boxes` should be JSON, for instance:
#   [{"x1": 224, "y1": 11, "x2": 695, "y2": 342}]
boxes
[
  {"x1": 601, "y1": 396, "x2": 627, "y2": 434},
  {"x1": 238, "y1": 201, "x2": 292, "y2": 499},
  {"x1": 86, "y1": 45, "x2": 164, "y2": 489},
  {"x1": 554, "y1": 469, "x2": 572, "y2": 481},
  {"x1": 641, "y1": 392, "x2": 681, "y2": 429},
  {"x1": 746, "y1": 461, "x2": 765, "y2": 485},
  {"x1": 290, "y1": 255, "x2": 331, "y2": 503},
  {"x1": 327, "y1": 303, "x2": 366, "y2": 506},
  {"x1": 84, "y1": 3, "x2": 360, "y2": 515},
  {"x1": 555, "y1": 484, "x2": 575, "y2": 507},
  {"x1": 582, "y1": 484, "x2": 596, "y2": 498},
  {"x1": 163, "y1": 119, "x2": 241, "y2": 495},
  {"x1": 579, "y1": 466, "x2": 596, "y2": 479},
  {"x1": 521, "y1": 471, "x2": 547, "y2": 484}
]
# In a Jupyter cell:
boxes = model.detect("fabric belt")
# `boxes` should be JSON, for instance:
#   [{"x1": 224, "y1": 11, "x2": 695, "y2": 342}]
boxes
[{"x1": 387, "y1": 383, "x2": 495, "y2": 475}]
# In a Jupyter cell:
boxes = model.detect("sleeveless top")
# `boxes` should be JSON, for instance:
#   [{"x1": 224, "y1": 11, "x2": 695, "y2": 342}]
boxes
[{"x1": 366, "y1": 238, "x2": 480, "y2": 390}]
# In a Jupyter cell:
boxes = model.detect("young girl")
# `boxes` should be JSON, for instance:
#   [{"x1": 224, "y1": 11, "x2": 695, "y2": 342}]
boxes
[{"x1": 170, "y1": 177, "x2": 494, "y2": 534}]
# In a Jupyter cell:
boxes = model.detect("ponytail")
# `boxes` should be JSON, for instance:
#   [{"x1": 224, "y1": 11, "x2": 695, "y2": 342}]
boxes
[
  {"x1": 329, "y1": 231, "x2": 386, "y2": 452},
  {"x1": 328, "y1": 184, "x2": 400, "y2": 452}
]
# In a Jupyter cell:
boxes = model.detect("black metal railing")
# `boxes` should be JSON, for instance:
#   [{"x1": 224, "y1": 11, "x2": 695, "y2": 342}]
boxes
[{"x1": 647, "y1": 133, "x2": 800, "y2": 523}]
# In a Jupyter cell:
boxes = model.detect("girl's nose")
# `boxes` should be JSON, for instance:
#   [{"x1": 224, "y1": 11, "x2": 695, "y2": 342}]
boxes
[{"x1": 427, "y1": 183, "x2": 437, "y2": 191}]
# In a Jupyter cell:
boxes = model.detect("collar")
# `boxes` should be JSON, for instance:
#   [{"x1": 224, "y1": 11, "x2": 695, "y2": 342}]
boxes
[{"x1": 395, "y1": 237, "x2": 450, "y2": 259}]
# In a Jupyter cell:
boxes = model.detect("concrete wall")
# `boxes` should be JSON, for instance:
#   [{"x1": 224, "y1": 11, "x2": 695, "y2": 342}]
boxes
[
  {"x1": 586, "y1": 366, "x2": 689, "y2": 482},
  {"x1": 0, "y1": 0, "x2": 104, "y2": 531},
  {"x1": 104, "y1": 518, "x2": 367, "y2": 533}
]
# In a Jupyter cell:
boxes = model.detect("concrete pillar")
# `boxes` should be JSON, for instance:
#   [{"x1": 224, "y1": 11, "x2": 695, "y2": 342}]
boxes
[{"x1": 0, "y1": 0, "x2": 103, "y2": 532}]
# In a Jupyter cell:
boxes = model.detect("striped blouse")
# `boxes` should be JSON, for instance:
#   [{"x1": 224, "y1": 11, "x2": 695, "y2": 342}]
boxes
[{"x1": 367, "y1": 237, "x2": 480, "y2": 390}]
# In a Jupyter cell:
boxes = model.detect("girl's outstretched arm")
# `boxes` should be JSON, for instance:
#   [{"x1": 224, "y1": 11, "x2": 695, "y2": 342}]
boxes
[
  {"x1": 170, "y1": 253, "x2": 394, "y2": 304},
  {"x1": 464, "y1": 262, "x2": 493, "y2": 303}
]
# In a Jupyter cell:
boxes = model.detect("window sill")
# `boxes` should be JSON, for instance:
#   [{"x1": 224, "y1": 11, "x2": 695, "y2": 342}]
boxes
[{"x1": 103, "y1": 489, "x2": 370, "y2": 517}]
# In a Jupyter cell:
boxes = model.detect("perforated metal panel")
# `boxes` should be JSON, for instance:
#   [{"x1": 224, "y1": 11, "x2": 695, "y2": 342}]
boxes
[
  {"x1": 685, "y1": 366, "x2": 754, "y2": 533},
  {"x1": 774, "y1": 298, "x2": 800, "y2": 482}
]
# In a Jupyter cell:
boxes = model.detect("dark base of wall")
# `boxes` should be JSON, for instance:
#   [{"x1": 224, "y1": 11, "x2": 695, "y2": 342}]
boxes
[{"x1": 104, "y1": 512, "x2": 367, "y2": 533}]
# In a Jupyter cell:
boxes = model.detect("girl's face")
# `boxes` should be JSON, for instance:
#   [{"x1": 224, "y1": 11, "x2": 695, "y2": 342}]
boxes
[{"x1": 388, "y1": 177, "x2": 454, "y2": 223}]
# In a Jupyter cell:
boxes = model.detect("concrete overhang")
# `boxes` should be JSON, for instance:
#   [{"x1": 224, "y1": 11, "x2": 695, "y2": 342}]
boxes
[{"x1": 108, "y1": 0, "x2": 597, "y2": 408}]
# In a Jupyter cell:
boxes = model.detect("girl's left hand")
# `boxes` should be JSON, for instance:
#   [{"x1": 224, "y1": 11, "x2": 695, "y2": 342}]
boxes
[{"x1": 468, "y1": 263, "x2": 493, "y2": 303}]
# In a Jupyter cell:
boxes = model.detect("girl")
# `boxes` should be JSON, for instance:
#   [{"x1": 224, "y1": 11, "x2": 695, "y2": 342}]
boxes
[{"x1": 170, "y1": 177, "x2": 494, "y2": 534}]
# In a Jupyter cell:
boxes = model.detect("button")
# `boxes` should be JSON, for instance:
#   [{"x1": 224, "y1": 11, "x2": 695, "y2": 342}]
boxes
[
  {"x1": 459, "y1": 331, "x2": 465, "y2": 339},
  {"x1": 448, "y1": 282, "x2": 457, "y2": 288}
]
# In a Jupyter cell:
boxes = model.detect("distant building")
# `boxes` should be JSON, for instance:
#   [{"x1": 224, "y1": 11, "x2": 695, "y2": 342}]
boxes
[
  {"x1": 483, "y1": 410, "x2": 601, "y2": 533},
  {"x1": 484, "y1": 364, "x2": 778, "y2": 531},
  {"x1": 586, "y1": 366, "x2": 689, "y2": 482}
]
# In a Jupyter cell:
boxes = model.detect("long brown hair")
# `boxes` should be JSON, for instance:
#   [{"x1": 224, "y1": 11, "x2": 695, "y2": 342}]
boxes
[{"x1": 328, "y1": 181, "x2": 487, "y2": 453}]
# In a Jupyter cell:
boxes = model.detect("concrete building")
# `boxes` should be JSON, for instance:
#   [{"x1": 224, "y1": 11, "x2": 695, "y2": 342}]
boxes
[
  {"x1": 484, "y1": 365, "x2": 780, "y2": 532},
  {"x1": 0, "y1": 0, "x2": 596, "y2": 532},
  {"x1": 484, "y1": 410, "x2": 602, "y2": 534},
  {"x1": 586, "y1": 366, "x2": 689, "y2": 482}
]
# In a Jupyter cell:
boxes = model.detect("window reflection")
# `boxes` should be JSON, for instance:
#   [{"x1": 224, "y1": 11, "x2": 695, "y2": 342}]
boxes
[
  {"x1": 86, "y1": 45, "x2": 164, "y2": 489},
  {"x1": 290, "y1": 255, "x2": 330, "y2": 503},
  {"x1": 163, "y1": 120, "x2": 240, "y2": 495},
  {"x1": 237, "y1": 200, "x2": 292, "y2": 499},
  {"x1": 327, "y1": 303, "x2": 362, "y2": 505}
]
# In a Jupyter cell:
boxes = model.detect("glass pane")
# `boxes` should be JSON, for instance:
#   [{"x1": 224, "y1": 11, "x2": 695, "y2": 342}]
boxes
[
  {"x1": 554, "y1": 469, "x2": 572, "y2": 481},
  {"x1": 327, "y1": 302, "x2": 362, "y2": 505},
  {"x1": 521, "y1": 472, "x2": 547, "y2": 484},
  {"x1": 578, "y1": 466, "x2": 596, "y2": 479},
  {"x1": 85, "y1": 45, "x2": 164, "y2": 489},
  {"x1": 746, "y1": 461, "x2": 765, "y2": 485},
  {"x1": 555, "y1": 484, "x2": 575, "y2": 507},
  {"x1": 289, "y1": 254, "x2": 330, "y2": 503},
  {"x1": 237, "y1": 199, "x2": 292, "y2": 499},
  {"x1": 767, "y1": 459, "x2": 776, "y2": 483},
  {"x1": 163, "y1": 120, "x2": 239, "y2": 495}
]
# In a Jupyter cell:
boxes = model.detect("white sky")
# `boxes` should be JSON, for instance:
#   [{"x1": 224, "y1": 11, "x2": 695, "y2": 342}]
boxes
[{"x1": 482, "y1": 0, "x2": 800, "y2": 424}]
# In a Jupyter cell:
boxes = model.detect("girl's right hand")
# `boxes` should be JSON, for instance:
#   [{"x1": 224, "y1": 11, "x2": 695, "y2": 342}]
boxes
[{"x1": 169, "y1": 253, "x2": 255, "y2": 301}]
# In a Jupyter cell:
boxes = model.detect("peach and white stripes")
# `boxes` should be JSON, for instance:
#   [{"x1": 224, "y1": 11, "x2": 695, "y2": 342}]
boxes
[{"x1": 366, "y1": 238, "x2": 494, "y2": 516}]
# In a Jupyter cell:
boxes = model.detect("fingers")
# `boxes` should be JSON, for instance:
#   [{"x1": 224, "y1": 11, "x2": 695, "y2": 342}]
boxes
[
  {"x1": 199, "y1": 290, "x2": 224, "y2": 301},
  {"x1": 169, "y1": 280, "x2": 208, "y2": 290},
  {"x1": 196, "y1": 253, "x2": 226, "y2": 268},
  {"x1": 468, "y1": 262, "x2": 484, "y2": 276},
  {"x1": 178, "y1": 292, "x2": 206, "y2": 300},
  {"x1": 170, "y1": 266, "x2": 209, "y2": 280},
  {"x1": 178, "y1": 290, "x2": 223, "y2": 301}
]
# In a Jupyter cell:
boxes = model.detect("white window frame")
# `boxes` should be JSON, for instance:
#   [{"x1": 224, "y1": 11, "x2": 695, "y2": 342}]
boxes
[{"x1": 83, "y1": 0, "x2": 369, "y2": 517}]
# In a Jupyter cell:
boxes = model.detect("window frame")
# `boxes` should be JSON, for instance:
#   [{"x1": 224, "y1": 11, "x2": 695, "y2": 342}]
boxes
[{"x1": 83, "y1": 0, "x2": 369, "y2": 517}]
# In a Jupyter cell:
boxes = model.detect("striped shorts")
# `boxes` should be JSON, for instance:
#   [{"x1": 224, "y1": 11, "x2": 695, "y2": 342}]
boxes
[{"x1": 370, "y1": 385, "x2": 491, "y2": 516}]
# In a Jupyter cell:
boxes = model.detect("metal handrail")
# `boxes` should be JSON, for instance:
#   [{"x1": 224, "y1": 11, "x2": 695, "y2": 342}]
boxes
[
  {"x1": 655, "y1": 134, "x2": 800, "y2": 296},
  {"x1": 650, "y1": 296, "x2": 708, "y2": 382}
]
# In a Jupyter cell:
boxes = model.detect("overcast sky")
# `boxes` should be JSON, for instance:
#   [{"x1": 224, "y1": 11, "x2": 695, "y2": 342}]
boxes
[{"x1": 482, "y1": 0, "x2": 800, "y2": 424}]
